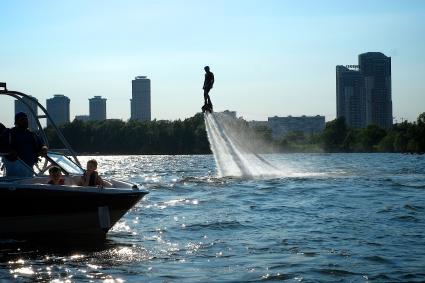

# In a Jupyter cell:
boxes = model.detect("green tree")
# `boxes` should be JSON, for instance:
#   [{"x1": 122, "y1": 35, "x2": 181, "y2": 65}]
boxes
[
  {"x1": 356, "y1": 125, "x2": 387, "y2": 152},
  {"x1": 416, "y1": 112, "x2": 425, "y2": 153},
  {"x1": 377, "y1": 131, "x2": 396, "y2": 152},
  {"x1": 45, "y1": 114, "x2": 211, "y2": 155},
  {"x1": 253, "y1": 125, "x2": 273, "y2": 141},
  {"x1": 321, "y1": 117, "x2": 347, "y2": 152}
]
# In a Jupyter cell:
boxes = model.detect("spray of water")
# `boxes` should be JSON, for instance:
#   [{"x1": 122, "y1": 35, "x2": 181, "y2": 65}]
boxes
[{"x1": 204, "y1": 112, "x2": 284, "y2": 178}]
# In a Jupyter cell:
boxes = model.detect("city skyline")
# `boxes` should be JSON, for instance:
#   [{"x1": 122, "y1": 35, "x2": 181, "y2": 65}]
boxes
[{"x1": 1, "y1": 0, "x2": 425, "y2": 127}]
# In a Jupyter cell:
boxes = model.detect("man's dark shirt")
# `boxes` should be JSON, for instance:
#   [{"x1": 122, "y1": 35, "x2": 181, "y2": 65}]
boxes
[
  {"x1": 0, "y1": 127, "x2": 44, "y2": 167},
  {"x1": 203, "y1": 71, "x2": 214, "y2": 90},
  {"x1": 0, "y1": 126, "x2": 7, "y2": 153}
]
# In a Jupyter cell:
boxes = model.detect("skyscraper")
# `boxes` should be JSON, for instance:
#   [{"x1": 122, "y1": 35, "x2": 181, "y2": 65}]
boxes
[
  {"x1": 336, "y1": 52, "x2": 392, "y2": 129},
  {"x1": 15, "y1": 95, "x2": 39, "y2": 131},
  {"x1": 131, "y1": 76, "x2": 151, "y2": 121},
  {"x1": 359, "y1": 52, "x2": 392, "y2": 129},
  {"x1": 336, "y1": 65, "x2": 366, "y2": 128},
  {"x1": 46, "y1": 94, "x2": 70, "y2": 126},
  {"x1": 89, "y1": 96, "x2": 107, "y2": 121}
]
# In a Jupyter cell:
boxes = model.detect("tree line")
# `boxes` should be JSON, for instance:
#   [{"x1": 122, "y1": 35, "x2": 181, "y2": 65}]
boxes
[
  {"x1": 45, "y1": 112, "x2": 425, "y2": 154},
  {"x1": 275, "y1": 112, "x2": 425, "y2": 153},
  {"x1": 45, "y1": 114, "x2": 210, "y2": 154},
  {"x1": 319, "y1": 113, "x2": 425, "y2": 153}
]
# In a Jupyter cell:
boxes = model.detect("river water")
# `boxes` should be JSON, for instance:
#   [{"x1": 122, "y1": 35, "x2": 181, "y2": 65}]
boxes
[{"x1": 1, "y1": 153, "x2": 425, "y2": 282}]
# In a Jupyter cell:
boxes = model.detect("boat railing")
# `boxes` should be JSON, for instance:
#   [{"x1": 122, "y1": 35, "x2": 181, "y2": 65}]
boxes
[{"x1": 0, "y1": 82, "x2": 82, "y2": 171}]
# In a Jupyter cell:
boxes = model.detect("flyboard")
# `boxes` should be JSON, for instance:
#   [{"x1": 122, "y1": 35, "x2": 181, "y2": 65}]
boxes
[{"x1": 202, "y1": 101, "x2": 213, "y2": 113}]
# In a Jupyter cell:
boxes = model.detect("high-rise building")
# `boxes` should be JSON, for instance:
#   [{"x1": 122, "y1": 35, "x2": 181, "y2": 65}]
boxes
[
  {"x1": 131, "y1": 76, "x2": 151, "y2": 121},
  {"x1": 74, "y1": 115, "x2": 90, "y2": 122},
  {"x1": 336, "y1": 52, "x2": 392, "y2": 129},
  {"x1": 46, "y1": 94, "x2": 70, "y2": 126},
  {"x1": 359, "y1": 52, "x2": 392, "y2": 129},
  {"x1": 15, "y1": 95, "x2": 38, "y2": 131},
  {"x1": 336, "y1": 65, "x2": 366, "y2": 128},
  {"x1": 267, "y1": 115, "x2": 326, "y2": 138},
  {"x1": 89, "y1": 96, "x2": 107, "y2": 121}
]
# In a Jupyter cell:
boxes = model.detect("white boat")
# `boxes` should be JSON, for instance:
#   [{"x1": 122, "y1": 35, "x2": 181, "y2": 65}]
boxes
[{"x1": 0, "y1": 82, "x2": 148, "y2": 239}]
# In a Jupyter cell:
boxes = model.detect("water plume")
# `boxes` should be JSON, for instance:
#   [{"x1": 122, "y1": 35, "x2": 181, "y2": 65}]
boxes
[{"x1": 204, "y1": 112, "x2": 283, "y2": 178}]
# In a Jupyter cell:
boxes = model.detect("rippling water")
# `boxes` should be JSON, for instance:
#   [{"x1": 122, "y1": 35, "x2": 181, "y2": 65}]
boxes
[{"x1": 1, "y1": 153, "x2": 425, "y2": 282}]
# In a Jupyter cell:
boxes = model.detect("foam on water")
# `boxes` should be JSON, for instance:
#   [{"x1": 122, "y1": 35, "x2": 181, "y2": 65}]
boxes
[{"x1": 205, "y1": 112, "x2": 284, "y2": 178}]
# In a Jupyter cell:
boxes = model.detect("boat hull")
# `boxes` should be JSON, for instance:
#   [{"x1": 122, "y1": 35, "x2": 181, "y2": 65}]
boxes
[{"x1": 0, "y1": 185, "x2": 147, "y2": 239}]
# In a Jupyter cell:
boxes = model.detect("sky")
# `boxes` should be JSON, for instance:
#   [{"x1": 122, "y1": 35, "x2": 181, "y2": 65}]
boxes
[{"x1": 1, "y1": 0, "x2": 424, "y2": 127}]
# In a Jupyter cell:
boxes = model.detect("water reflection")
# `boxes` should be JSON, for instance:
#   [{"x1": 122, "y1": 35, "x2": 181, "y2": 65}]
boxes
[
  {"x1": 1, "y1": 154, "x2": 424, "y2": 282},
  {"x1": 0, "y1": 237, "x2": 151, "y2": 282}
]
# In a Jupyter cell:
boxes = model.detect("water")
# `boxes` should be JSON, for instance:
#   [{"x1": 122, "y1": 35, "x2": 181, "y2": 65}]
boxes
[{"x1": 1, "y1": 153, "x2": 425, "y2": 282}]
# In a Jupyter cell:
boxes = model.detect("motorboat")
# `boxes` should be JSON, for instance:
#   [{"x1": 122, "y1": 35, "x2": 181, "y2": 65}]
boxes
[{"x1": 0, "y1": 82, "x2": 148, "y2": 239}]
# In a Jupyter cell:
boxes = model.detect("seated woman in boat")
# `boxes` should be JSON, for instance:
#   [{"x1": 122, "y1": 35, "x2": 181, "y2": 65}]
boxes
[
  {"x1": 47, "y1": 166, "x2": 65, "y2": 185},
  {"x1": 78, "y1": 159, "x2": 105, "y2": 187}
]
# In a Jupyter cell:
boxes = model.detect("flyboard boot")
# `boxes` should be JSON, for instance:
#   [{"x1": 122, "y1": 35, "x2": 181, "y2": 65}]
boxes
[{"x1": 202, "y1": 101, "x2": 213, "y2": 113}]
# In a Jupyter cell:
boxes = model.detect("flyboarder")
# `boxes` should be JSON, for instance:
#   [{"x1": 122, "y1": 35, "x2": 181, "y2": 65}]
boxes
[{"x1": 202, "y1": 66, "x2": 214, "y2": 113}]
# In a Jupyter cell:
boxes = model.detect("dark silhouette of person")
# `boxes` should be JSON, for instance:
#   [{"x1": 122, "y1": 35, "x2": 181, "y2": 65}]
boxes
[
  {"x1": 203, "y1": 66, "x2": 214, "y2": 107},
  {"x1": 0, "y1": 112, "x2": 48, "y2": 176},
  {"x1": 0, "y1": 123, "x2": 7, "y2": 153}
]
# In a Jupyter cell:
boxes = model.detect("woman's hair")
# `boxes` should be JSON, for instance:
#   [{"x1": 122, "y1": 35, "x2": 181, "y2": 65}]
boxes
[
  {"x1": 87, "y1": 159, "x2": 98, "y2": 167},
  {"x1": 49, "y1": 166, "x2": 61, "y2": 175}
]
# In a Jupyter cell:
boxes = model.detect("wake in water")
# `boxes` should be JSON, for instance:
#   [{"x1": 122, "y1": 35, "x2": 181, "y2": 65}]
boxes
[{"x1": 205, "y1": 112, "x2": 284, "y2": 178}]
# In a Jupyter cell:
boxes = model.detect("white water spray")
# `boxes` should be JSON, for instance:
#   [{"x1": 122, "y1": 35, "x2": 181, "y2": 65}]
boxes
[{"x1": 205, "y1": 112, "x2": 283, "y2": 178}]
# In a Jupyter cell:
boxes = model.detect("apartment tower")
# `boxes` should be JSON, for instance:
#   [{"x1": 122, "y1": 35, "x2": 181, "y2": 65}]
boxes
[
  {"x1": 131, "y1": 76, "x2": 151, "y2": 121},
  {"x1": 336, "y1": 52, "x2": 392, "y2": 129},
  {"x1": 46, "y1": 94, "x2": 70, "y2": 126},
  {"x1": 89, "y1": 96, "x2": 107, "y2": 121}
]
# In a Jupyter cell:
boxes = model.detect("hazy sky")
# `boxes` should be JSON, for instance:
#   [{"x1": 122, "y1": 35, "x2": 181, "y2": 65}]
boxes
[{"x1": 1, "y1": 0, "x2": 424, "y2": 127}]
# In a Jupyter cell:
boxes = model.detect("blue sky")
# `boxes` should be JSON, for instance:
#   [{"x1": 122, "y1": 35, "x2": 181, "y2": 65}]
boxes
[{"x1": 1, "y1": 0, "x2": 424, "y2": 127}]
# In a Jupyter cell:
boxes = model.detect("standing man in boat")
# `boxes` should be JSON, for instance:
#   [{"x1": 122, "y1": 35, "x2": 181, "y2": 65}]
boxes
[
  {"x1": 0, "y1": 123, "x2": 7, "y2": 154},
  {"x1": 0, "y1": 112, "x2": 48, "y2": 177},
  {"x1": 202, "y1": 66, "x2": 214, "y2": 112}
]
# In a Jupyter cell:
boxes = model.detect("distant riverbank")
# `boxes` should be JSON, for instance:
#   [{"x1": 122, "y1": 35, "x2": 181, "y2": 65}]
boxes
[{"x1": 46, "y1": 112, "x2": 425, "y2": 155}]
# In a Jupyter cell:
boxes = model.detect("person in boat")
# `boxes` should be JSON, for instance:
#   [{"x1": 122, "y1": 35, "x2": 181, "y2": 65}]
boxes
[
  {"x1": 78, "y1": 159, "x2": 105, "y2": 187},
  {"x1": 0, "y1": 123, "x2": 6, "y2": 152},
  {"x1": 202, "y1": 66, "x2": 214, "y2": 111},
  {"x1": 0, "y1": 123, "x2": 5, "y2": 135},
  {"x1": 0, "y1": 123, "x2": 7, "y2": 172},
  {"x1": 0, "y1": 112, "x2": 48, "y2": 177},
  {"x1": 47, "y1": 166, "x2": 65, "y2": 185}
]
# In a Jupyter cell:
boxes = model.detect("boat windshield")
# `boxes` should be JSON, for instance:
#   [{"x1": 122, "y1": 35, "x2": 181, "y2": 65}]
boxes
[{"x1": 48, "y1": 152, "x2": 84, "y2": 175}]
